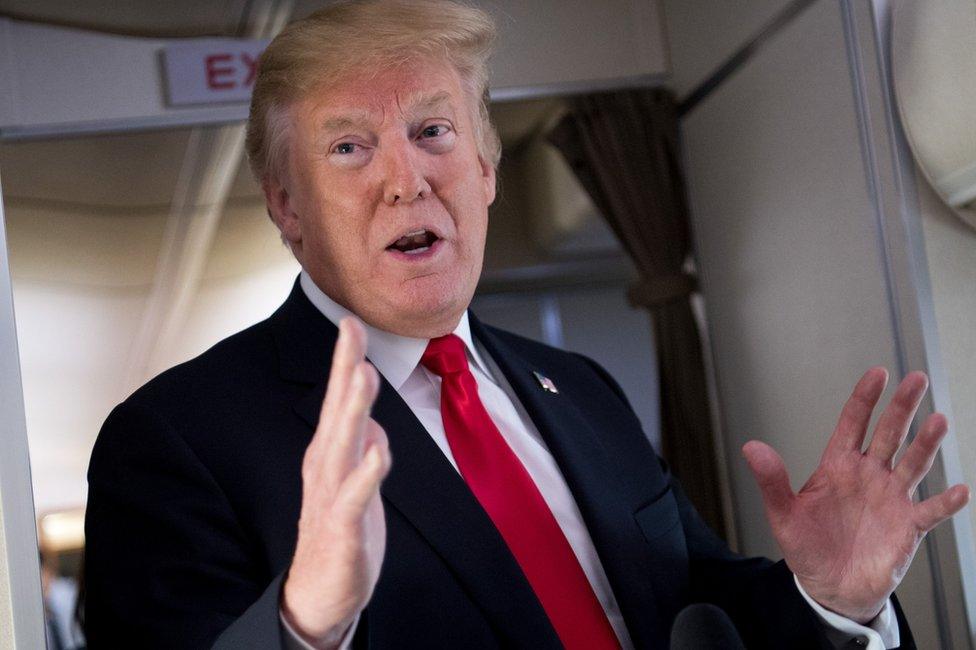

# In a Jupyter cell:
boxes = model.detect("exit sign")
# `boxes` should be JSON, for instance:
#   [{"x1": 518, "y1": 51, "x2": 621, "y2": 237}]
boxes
[{"x1": 161, "y1": 39, "x2": 269, "y2": 107}]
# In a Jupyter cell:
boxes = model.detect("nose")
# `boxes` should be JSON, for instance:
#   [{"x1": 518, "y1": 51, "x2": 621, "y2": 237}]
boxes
[{"x1": 382, "y1": 140, "x2": 432, "y2": 206}]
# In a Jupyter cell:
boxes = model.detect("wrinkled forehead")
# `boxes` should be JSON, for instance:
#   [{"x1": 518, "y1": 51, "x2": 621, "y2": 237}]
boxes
[
  {"x1": 299, "y1": 57, "x2": 472, "y2": 129},
  {"x1": 326, "y1": 89, "x2": 456, "y2": 127}
]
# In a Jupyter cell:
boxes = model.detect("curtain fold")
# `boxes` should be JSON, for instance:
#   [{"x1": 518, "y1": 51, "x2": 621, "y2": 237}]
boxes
[{"x1": 548, "y1": 88, "x2": 726, "y2": 537}]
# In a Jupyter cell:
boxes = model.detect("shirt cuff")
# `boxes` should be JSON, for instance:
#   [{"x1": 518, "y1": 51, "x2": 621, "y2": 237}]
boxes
[
  {"x1": 279, "y1": 608, "x2": 359, "y2": 650},
  {"x1": 794, "y1": 575, "x2": 900, "y2": 649}
]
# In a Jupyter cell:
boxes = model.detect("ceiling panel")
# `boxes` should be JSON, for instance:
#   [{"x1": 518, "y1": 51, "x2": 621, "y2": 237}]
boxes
[
  {"x1": 0, "y1": 129, "x2": 196, "y2": 207},
  {"x1": 0, "y1": 0, "x2": 249, "y2": 37}
]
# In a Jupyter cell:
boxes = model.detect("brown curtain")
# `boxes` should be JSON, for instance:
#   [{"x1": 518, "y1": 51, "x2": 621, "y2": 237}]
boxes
[{"x1": 548, "y1": 88, "x2": 726, "y2": 537}]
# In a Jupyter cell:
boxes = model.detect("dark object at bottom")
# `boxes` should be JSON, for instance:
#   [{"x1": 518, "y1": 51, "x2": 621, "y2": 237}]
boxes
[{"x1": 671, "y1": 603, "x2": 746, "y2": 650}]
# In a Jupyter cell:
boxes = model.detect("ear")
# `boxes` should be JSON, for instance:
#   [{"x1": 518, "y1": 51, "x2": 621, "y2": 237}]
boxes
[
  {"x1": 262, "y1": 175, "x2": 302, "y2": 247},
  {"x1": 479, "y1": 156, "x2": 497, "y2": 207}
]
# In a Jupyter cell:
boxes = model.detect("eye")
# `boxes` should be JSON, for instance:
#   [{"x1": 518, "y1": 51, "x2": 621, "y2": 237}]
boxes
[
  {"x1": 420, "y1": 124, "x2": 450, "y2": 139},
  {"x1": 328, "y1": 139, "x2": 371, "y2": 167}
]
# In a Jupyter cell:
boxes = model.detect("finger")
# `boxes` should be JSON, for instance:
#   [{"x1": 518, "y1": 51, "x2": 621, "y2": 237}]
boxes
[
  {"x1": 893, "y1": 413, "x2": 948, "y2": 495},
  {"x1": 865, "y1": 371, "x2": 928, "y2": 465},
  {"x1": 363, "y1": 418, "x2": 388, "y2": 449},
  {"x1": 743, "y1": 441, "x2": 794, "y2": 523},
  {"x1": 320, "y1": 318, "x2": 368, "y2": 431},
  {"x1": 823, "y1": 367, "x2": 888, "y2": 459},
  {"x1": 334, "y1": 440, "x2": 392, "y2": 524},
  {"x1": 324, "y1": 362, "x2": 380, "y2": 489},
  {"x1": 914, "y1": 484, "x2": 970, "y2": 532}
]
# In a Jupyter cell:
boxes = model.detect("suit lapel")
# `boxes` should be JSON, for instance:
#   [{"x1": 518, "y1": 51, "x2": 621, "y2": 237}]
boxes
[
  {"x1": 470, "y1": 313, "x2": 672, "y2": 649},
  {"x1": 370, "y1": 386, "x2": 561, "y2": 648},
  {"x1": 276, "y1": 282, "x2": 560, "y2": 648}
]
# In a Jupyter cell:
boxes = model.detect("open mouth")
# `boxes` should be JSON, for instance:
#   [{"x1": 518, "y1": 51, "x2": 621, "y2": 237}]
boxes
[{"x1": 386, "y1": 229, "x2": 440, "y2": 255}]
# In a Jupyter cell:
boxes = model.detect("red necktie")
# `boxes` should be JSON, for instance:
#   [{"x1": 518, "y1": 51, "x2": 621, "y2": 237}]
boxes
[{"x1": 421, "y1": 335, "x2": 620, "y2": 649}]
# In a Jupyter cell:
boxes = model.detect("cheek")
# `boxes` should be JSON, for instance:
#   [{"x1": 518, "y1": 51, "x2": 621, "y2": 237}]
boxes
[
  {"x1": 438, "y1": 165, "x2": 490, "y2": 220},
  {"x1": 303, "y1": 178, "x2": 375, "y2": 250},
  {"x1": 459, "y1": 189, "x2": 490, "y2": 244}
]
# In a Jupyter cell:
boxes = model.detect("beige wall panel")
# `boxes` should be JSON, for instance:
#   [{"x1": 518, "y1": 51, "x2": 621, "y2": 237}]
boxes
[
  {"x1": 4, "y1": 202, "x2": 167, "y2": 286},
  {"x1": 671, "y1": 1, "x2": 942, "y2": 645},
  {"x1": 167, "y1": 200, "x2": 300, "y2": 368},
  {"x1": 5, "y1": 203, "x2": 167, "y2": 511},
  {"x1": 918, "y1": 176, "x2": 976, "y2": 550}
]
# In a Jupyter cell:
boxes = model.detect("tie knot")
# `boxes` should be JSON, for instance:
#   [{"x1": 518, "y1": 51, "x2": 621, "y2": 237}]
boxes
[{"x1": 421, "y1": 334, "x2": 469, "y2": 377}]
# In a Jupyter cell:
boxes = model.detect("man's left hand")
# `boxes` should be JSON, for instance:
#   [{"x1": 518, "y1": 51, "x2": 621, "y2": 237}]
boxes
[{"x1": 743, "y1": 367, "x2": 970, "y2": 623}]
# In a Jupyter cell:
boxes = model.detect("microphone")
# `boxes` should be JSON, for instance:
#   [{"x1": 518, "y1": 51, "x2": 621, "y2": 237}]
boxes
[{"x1": 670, "y1": 603, "x2": 746, "y2": 650}]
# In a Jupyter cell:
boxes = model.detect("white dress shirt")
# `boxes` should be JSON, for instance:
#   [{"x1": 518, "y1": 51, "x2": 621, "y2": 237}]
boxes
[{"x1": 283, "y1": 271, "x2": 899, "y2": 649}]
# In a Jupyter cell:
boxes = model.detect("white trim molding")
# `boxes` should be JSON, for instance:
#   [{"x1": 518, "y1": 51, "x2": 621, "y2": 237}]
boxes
[
  {"x1": 0, "y1": 170, "x2": 46, "y2": 648},
  {"x1": 842, "y1": 1, "x2": 976, "y2": 647}
]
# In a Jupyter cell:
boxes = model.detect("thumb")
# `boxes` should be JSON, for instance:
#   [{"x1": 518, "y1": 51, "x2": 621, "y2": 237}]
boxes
[{"x1": 742, "y1": 440, "x2": 794, "y2": 523}]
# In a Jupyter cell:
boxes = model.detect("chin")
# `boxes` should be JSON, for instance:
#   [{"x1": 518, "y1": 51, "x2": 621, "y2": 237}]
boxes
[{"x1": 375, "y1": 289, "x2": 471, "y2": 338}]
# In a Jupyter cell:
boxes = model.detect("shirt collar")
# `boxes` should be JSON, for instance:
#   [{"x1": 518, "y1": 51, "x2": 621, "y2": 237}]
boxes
[{"x1": 299, "y1": 271, "x2": 493, "y2": 390}]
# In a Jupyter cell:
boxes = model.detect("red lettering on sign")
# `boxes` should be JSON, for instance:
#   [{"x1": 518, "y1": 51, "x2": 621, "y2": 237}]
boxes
[
  {"x1": 206, "y1": 54, "x2": 235, "y2": 90},
  {"x1": 241, "y1": 53, "x2": 258, "y2": 87}
]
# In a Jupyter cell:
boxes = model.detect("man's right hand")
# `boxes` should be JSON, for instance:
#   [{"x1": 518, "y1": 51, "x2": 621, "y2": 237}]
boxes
[{"x1": 281, "y1": 317, "x2": 392, "y2": 648}]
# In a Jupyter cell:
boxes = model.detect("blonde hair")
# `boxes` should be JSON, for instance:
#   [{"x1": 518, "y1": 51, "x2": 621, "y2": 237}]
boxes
[{"x1": 245, "y1": 0, "x2": 501, "y2": 182}]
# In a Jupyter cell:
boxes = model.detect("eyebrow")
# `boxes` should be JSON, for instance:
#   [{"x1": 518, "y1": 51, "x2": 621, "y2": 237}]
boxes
[
  {"x1": 400, "y1": 90, "x2": 455, "y2": 121},
  {"x1": 319, "y1": 90, "x2": 457, "y2": 135},
  {"x1": 320, "y1": 110, "x2": 373, "y2": 134}
]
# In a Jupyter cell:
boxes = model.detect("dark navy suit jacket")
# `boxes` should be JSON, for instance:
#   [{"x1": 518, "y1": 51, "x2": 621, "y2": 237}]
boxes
[{"x1": 84, "y1": 279, "x2": 915, "y2": 649}]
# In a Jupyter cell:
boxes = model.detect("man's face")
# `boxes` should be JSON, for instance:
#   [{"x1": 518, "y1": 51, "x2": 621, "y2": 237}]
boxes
[{"x1": 267, "y1": 57, "x2": 496, "y2": 338}]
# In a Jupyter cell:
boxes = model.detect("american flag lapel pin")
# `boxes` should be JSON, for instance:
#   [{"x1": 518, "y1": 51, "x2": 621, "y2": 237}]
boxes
[{"x1": 532, "y1": 371, "x2": 559, "y2": 394}]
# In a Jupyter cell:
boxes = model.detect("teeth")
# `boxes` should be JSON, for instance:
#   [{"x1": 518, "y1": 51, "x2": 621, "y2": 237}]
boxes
[
  {"x1": 387, "y1": 225, "x2": 440, "y2": 256},
  {"x1": 390, "y1": 228, "x2": 437, "y2": 252}
]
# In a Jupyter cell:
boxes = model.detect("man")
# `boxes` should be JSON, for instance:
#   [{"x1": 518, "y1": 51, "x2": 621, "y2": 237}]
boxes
[{"x1": 83, "y1": 1, "x2": 970, "y2": 648}]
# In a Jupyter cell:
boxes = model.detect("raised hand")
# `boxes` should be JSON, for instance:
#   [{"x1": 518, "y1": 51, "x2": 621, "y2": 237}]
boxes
[
  {"x1": 743, "y1": 367, "x2": 970, "y2": 623},
  {"x1": 281, "y1": 318, "x2": 392, "y2": 647}
]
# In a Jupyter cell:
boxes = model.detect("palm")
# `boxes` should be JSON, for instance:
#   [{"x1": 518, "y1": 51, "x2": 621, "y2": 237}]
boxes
[
  {"x1": 774, "y1": 449, "x2": 919, "y2": 613},
  {"x1": 744, "y1": 368, "x2": 969, "y2": 622}
]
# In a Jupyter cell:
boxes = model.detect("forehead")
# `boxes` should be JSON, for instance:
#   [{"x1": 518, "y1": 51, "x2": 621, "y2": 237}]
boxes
[{"x1": 303, "y1": 57, "x2": 468, "y2": 126}]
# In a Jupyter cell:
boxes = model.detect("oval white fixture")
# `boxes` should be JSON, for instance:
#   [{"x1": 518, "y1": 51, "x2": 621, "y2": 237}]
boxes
[{"x1": 892, "y1": 0, "x2": 976, "y2": 230}]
